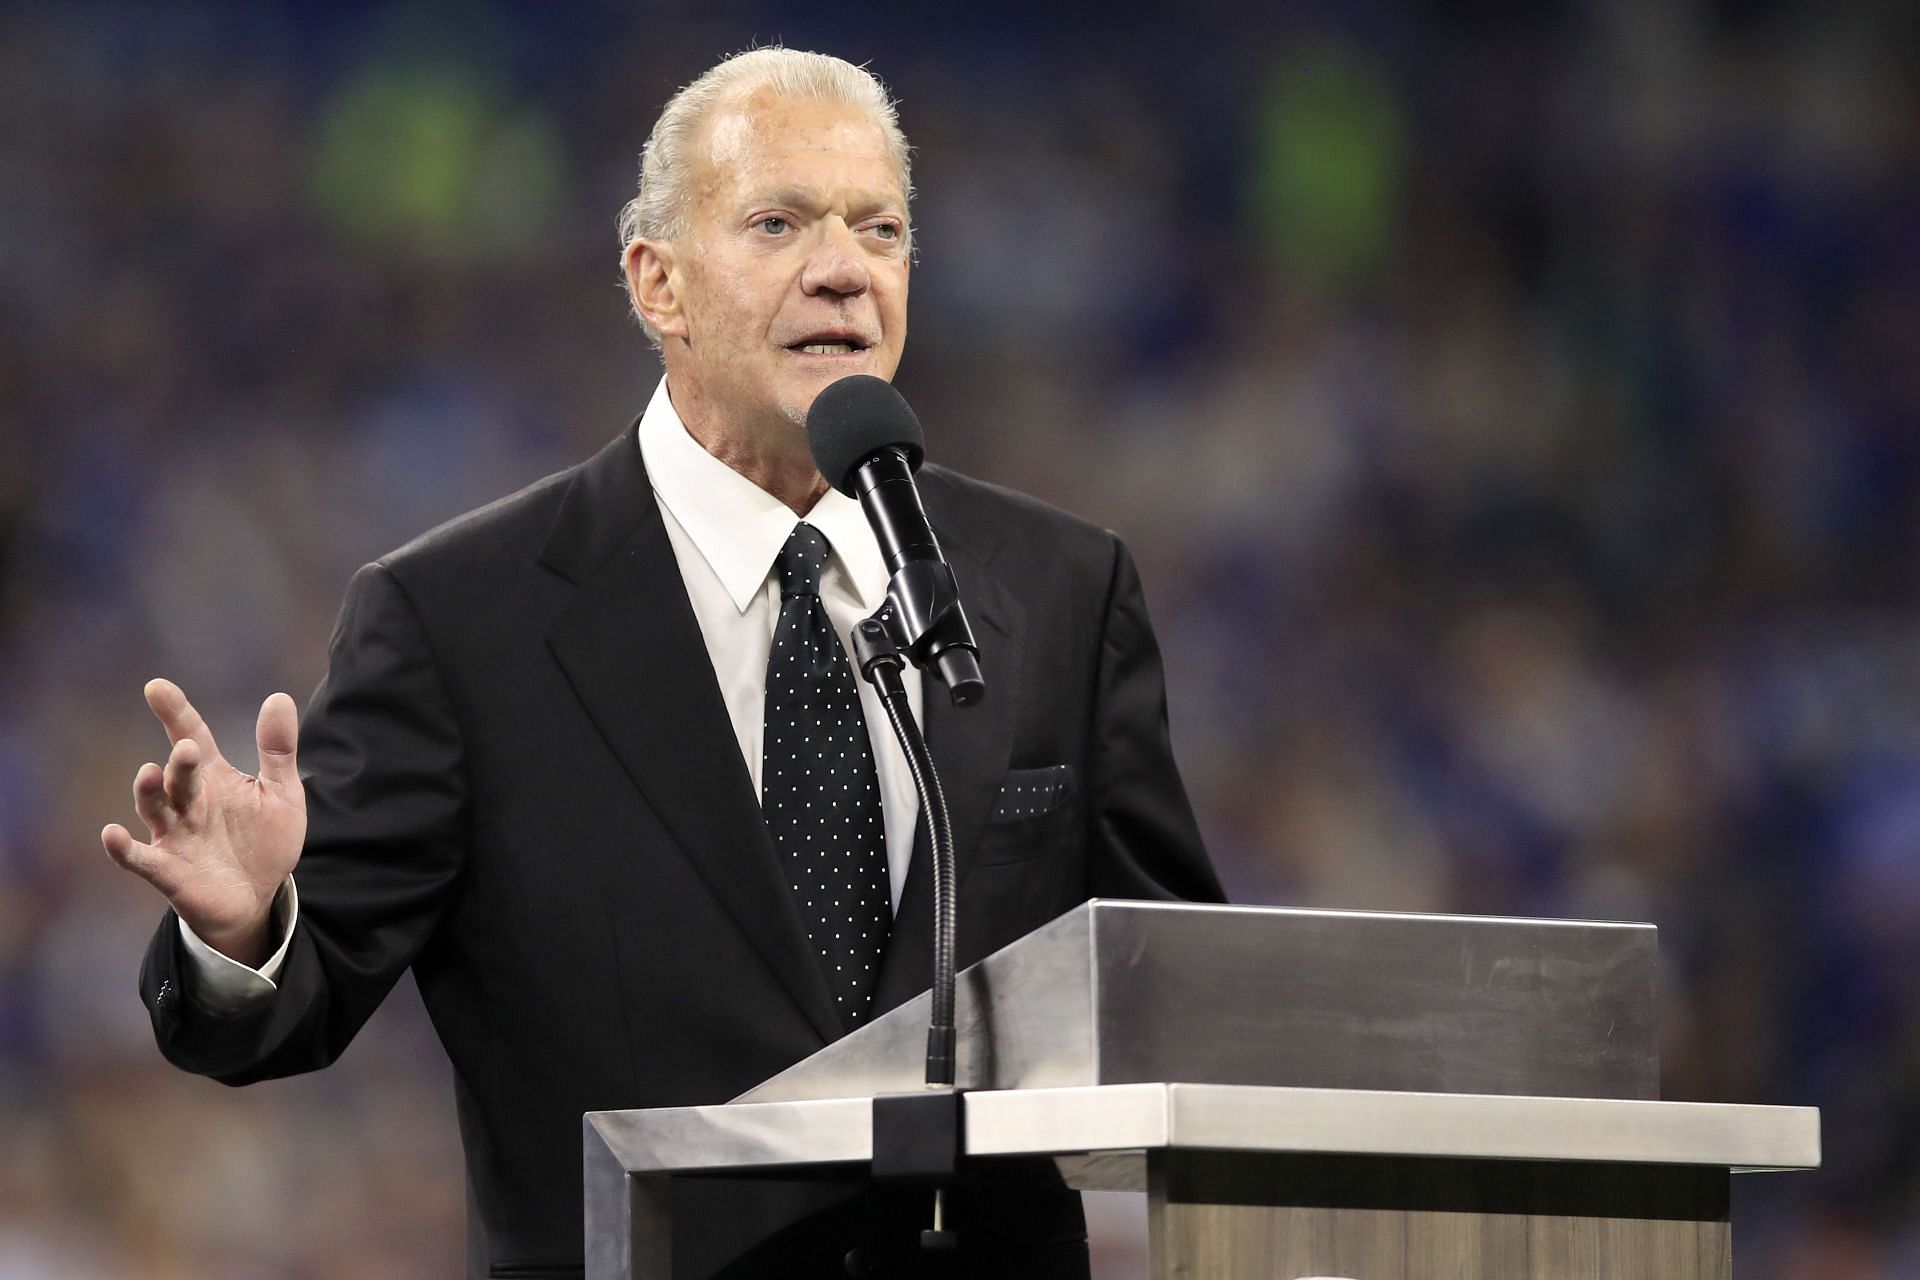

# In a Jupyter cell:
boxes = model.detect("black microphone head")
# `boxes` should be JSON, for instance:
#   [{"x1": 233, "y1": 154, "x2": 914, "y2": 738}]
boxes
[{"x1": 807, "y1": 374, "x2": 925, "y2": 497}]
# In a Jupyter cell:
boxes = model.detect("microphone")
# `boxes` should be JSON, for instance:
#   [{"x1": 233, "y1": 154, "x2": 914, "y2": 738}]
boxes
[
  {"x1": 812, "y1": 378, "x2": 970, "y2": 1237},
  {"x1": 807, "y1": 375, "x2": 985, "y2": 705}
]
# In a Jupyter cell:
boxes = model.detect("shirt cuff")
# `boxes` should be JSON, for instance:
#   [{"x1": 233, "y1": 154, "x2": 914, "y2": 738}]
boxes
[{"x1": 176, "y1": 877, "x2": 299, "y2": 1014}]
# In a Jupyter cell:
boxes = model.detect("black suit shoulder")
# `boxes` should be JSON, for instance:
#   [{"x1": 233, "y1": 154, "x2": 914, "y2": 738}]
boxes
[
  {"x1": 371, "y1": 442, "x2": 1112, "y2": 583},
  {"x1": 376, "y1": 461, "x2": 580, "y2": 591},
  {"x1": 917, "y1": 463, "x2": 1117, "y2": 556},
  {"x1": 917, "y1": 464, "x2": 1136, "y2": 634},
  {"x1": 343, "y1": 424, "x2": 653, "y2": 654}
]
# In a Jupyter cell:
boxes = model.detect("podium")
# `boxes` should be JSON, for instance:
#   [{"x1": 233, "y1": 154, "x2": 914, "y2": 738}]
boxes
[{"x1": 584, "y1": 901, "x2": 1818, "y2": 1277}]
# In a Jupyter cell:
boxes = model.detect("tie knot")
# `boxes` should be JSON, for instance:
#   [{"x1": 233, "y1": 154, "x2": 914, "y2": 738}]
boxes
[{"x1": 775, "y1": 522, "x2": 831, "y2": 598}]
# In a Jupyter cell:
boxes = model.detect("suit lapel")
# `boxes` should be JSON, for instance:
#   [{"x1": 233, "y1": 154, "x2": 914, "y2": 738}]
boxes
[
  {"x1": 874, "y1": 490, "x2": 1024, "y2": 1014},
  {"x1": 541, "y1": 431, "x2": 841, "y2": 1044}
]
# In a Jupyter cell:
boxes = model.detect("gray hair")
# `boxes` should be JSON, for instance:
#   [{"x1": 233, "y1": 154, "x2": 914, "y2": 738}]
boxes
[{"x1": 618, "y1": 47, "x2": 914, "y2": 342}]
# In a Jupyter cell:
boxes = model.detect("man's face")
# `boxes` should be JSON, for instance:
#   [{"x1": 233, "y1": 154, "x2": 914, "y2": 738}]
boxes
[{"x1": 659, "y1": 90, "x2": 910, "y2": 435}]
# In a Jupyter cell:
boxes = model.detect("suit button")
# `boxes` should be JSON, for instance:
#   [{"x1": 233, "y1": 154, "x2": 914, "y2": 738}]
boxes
[{"x1": 843, "y1": 1246, "x2": 870, "y2": 1276}]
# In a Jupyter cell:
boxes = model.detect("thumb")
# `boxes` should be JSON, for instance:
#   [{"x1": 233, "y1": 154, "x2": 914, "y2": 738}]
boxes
[{"x1": 255, "y1": 692, "x2": 301, "y2": 789}]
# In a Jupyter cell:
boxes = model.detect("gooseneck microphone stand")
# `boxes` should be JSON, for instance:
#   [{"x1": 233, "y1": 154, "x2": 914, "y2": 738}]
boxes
[
  {"x1": 854, "y1": 614, "x2": 959, "y2": 1085},
  {"x1": 852, "y1": 585, "x2": 981, "y2": 1253}
]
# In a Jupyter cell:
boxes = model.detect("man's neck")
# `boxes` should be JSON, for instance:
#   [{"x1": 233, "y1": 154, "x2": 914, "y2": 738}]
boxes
[{"x1": 667, "y1": 379, "x2": 828, "y2": 517}]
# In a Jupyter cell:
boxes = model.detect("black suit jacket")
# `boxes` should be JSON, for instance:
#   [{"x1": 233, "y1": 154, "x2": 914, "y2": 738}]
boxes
[{"x1": 141, "y1": 425, "x2": 1223, "y2": 1277}]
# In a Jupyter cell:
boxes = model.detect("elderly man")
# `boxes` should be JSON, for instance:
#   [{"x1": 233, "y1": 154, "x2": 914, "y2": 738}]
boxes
[{"x1": 105, "y1": 47, "x2": 1221, "y2": 1279}]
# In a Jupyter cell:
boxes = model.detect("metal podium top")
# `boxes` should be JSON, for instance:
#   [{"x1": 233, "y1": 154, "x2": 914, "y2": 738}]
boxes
[
  {"x1": 589, "y1": 1083, "x2": 1821, "y2": 1180},
  {"x1": 739, "y1": 899, "x2": 1659, "y2": 1104}
]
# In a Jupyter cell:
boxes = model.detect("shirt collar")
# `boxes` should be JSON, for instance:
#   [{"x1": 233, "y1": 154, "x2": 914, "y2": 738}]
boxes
[{"x1": 637, "y1": 377, "x2": 890, "y2": 614}]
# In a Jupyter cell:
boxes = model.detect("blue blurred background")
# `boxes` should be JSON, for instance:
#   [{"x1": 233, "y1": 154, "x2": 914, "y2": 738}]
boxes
[{"x1": 1, "y1": 1, "x2": 1916, "y2": 1275}]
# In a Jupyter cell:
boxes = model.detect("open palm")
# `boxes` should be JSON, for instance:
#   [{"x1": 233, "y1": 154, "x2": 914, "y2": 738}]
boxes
[{"x1": 101, "y1": 679, "x2": 306, "y2": 965}]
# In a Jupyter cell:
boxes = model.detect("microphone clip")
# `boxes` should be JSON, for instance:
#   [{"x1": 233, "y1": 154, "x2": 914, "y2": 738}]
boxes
[{"x1": 852, "y1": 564, "x2": 985, "y2": 706}]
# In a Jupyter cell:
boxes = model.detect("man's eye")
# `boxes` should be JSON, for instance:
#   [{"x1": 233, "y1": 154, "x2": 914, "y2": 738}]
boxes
[
  {"x1": 868, "y1": 223, "x2": 900, "y2": 240},
  {"x1": 755, "y1": 217, "x2": 791, "y2": 235}
]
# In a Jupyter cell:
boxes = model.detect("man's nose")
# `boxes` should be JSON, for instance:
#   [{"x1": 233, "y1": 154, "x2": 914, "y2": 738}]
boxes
[{"x1": 800, "y1": 219, "x2": 870, "y2": 297}]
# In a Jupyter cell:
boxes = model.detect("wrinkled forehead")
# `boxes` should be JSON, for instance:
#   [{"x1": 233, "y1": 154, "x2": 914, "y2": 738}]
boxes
[{"x1": 693, "y1": 89, "x2": 904, "y2": 204}]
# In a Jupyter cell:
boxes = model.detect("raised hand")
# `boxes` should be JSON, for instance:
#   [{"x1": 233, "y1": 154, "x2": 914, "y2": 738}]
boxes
[{"x1": 102, "y1": 679, "x2": 307, "y2": 968}]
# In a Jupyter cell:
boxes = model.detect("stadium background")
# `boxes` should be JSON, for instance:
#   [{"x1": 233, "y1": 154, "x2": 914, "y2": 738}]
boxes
[{"x1": 1, "y1": 2, "x2": 1916, "y2": 1274}]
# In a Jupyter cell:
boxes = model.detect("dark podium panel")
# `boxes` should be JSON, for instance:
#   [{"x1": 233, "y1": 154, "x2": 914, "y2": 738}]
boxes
[{"x1": 585, "y1": 901, "x2": 1818, "y2": 1278}]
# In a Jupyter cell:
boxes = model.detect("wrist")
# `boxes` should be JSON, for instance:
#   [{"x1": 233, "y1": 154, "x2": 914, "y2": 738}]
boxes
[{"x1": 192, "y1": 907, "x2": 274, "y2": 969}]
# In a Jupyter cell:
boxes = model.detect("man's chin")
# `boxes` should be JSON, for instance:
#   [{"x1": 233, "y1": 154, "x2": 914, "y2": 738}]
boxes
[
  {"x1": 782, "y1": 362, "x2": 889, "y2": 425},
  {"x1": 776, "y1": 399, "x2": 810, "y2": 430}
]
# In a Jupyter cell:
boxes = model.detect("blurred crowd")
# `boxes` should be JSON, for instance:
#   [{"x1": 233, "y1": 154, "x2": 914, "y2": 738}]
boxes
[{"x1": 1, "y1": 1, "x2": 1916, "y2": 1275}]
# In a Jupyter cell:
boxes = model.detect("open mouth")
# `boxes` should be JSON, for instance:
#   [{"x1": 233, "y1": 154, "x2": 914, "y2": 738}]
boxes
[{"x1": 784, "y1": 333, "x2": 871, "y2": 356}]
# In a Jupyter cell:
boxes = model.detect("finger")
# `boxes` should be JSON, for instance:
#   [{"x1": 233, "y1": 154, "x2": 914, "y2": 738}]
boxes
[
  {"x1": 163, "y1": 738, "x2": 203, "y2": 813},
  {"x1": 255, "y1": 692, "x2": 301, "y2": 791},
  {"x1": 102, "y1": 824, "x2": 187, "y2": 897},
  {"x1": 144, "y1": 678, "x2": 221, "y2": 760},
  {"x1": 132, "y1": 761, "x2": 177, "y2": 835},
  {"x1": 101, "y1": 822, "x2": 135, "y2": 862}
]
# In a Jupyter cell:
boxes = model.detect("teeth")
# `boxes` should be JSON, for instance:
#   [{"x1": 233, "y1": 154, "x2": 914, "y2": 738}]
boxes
[{"x1": 800, "y1": 342, "x2": 856, "y2": 354}]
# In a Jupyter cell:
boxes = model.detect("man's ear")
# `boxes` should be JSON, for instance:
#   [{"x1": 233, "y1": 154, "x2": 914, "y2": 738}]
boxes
[{"x1": 625, "y1": 240, "x2": 688, "y2": 340}]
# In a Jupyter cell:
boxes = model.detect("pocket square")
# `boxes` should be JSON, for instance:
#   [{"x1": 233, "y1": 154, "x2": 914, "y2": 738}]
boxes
[{"x1": 993, "y1": 764, "x2": 1072, "y2": 820}]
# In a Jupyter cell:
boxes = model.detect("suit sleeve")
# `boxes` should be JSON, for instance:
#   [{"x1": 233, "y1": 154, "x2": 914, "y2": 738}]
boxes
[
  {"x1": 139, "y1": 561, "x2": 468, "y2": 1083},
  {"x1": 1085, "y1": 536, "x2": 1226, "y2": 904}
]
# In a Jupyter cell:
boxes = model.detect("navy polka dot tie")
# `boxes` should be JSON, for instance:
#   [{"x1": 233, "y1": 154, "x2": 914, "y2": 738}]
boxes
[{"x1": 764, "y1": 522, "x2": 890, "y2": 1031}]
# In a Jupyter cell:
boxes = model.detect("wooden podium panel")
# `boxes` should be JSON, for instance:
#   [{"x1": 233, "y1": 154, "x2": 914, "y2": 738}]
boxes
[
  {"x1": 586, "y1": 1083, "x2": 1814, "y2": 1278},
  {"x1": 1148, "y1": 1152, "x2": 1731, "y2": 1279}
]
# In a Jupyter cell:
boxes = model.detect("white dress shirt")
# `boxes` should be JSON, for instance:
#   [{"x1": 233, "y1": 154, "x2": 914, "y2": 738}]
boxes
[{"x1": 180, "y1": 377, "x2": 924, "y2": 1011}]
